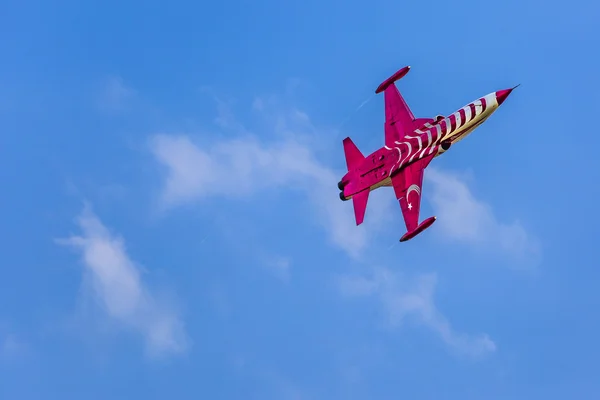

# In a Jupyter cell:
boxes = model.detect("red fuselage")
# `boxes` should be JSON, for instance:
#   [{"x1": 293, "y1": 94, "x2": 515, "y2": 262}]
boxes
[{"x1": 339, "y1": 89, "x2": 512, "y2": 200}]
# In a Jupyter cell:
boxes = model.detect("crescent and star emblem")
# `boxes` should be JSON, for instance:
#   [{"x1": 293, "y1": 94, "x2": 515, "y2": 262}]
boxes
[{"x1": 405, "y1": 184, "x2": 421, "y2": 211}]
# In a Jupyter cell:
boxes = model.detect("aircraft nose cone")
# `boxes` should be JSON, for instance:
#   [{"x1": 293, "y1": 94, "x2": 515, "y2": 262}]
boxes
[{"x1": 495, "y1": 86, "x2": 518, "y2": 106}]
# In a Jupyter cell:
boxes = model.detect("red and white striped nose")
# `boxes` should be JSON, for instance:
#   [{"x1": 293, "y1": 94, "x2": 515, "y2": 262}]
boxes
[{"x1": 495, "y1": 84, "x2": 519, "y2": 106}]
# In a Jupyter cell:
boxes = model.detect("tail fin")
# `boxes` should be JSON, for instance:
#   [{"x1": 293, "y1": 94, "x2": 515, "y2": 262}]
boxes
[
  {"x1": 342, "y1": 137, "x2": 365, "y2": 171},
  {"x1": 352, "y1": 190, "x2": 370, "y2": 225}
]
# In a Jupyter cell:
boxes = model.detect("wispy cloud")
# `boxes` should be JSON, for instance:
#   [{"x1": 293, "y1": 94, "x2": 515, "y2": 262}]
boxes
[
  {"x1": 0, "y1": 333, "x2": 26, "y2": 362},
  {"x1": 232, "y1": 355, "x2": 313, "y2": 400},
  {"x1": 150, "y1": 96, "x2": 537, "y2": 263},
  {"x1": 57, "y1": 204, "x2": 189, "y2": 357},
  {"x1": 338, "y1": 267, "x2": 496, "y2": 357},
  {"x1": 96, "y1": 76, "x2": 136, "y2": 113},
  {"x1": 426, "y1": 167, "x2": 541, "y2": 265},
  {"x1": 147, "y1": 93, "x2": 534, "y2": 356},
  {"x1": 263, "y1": 256, "x2": 292, "y2": 283},
  {"x1": 148, "y1": 117, "x2": 388, "y2": 258}
]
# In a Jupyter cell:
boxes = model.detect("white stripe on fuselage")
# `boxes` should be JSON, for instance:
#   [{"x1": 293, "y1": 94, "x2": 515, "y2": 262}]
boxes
[{"x1": 366, "y1": 93, "x2": 499, "y2": 191}]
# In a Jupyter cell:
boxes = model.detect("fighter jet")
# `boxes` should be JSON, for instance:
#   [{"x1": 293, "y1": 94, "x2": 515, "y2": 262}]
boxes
[{"x1": 338, "y1": 65, "x2": 516, "y2": 242}]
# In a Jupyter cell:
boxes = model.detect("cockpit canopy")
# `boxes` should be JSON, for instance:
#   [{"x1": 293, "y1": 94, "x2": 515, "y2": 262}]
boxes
[{"x1": 434, "y1": 114, "x2": 445, "y2": 122}]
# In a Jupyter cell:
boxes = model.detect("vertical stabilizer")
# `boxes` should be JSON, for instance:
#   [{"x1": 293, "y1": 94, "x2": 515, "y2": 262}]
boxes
[{"x1": 342, "y1": 137, "x2": 365, "y2": 171}]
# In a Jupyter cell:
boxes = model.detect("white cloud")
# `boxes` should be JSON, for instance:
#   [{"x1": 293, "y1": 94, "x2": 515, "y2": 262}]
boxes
[
  {"x1": 206, "y1": 283, "x2": 232, "y2": 318},
  {"x1": 0, "y1": 333, "x2": 26, "y2": 362},
  {"x1": 2, "y1": 335, "x2": 21, "y2": 354},
  {"x1": 57, "y1": 204, "x2": 189, "y2": 357},
  {"x1": 97, "y1": 76, "x2": 135, "y2": 113},
  {"x1": 252, "y1": 97, "x2": 264, "y2": 111},
  {"x1": 231, "y1": 355, "x2": 313, "y2": 400},
  {"x1": 338, "y1": 267, "x2": 496, "y2": 357},
  {"x1": 147, "y1": 94, "x2": 535, "y2": 356},
  {"x1": 149, "y1": 127, "x2": 389, "y2": 258},
  {"x1": 426, "y1": 167, "x2": 541, "y2": 265},
  {"x1": 150, "y1": 98, "x2": 538, "y2": 262},
  {"x1": 263, "y1": 256, "x2": 292, "y2": 283}
]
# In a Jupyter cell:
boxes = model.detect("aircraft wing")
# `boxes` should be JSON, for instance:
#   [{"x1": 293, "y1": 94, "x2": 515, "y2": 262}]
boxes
[
  {"x1": 390, "y1": 154, "x2": 435, "y2": 233},
  {"x1": 382, "y1": 80, "x2": 416, "y2": 147},
  {"x1": 376, "y1": 66, "x2": 434, "y2": 147}
]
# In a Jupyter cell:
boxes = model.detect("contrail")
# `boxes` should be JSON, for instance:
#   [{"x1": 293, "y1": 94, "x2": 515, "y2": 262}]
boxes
[{"x1": 333, "y1": 94, "x2": 375, "y2": 137}]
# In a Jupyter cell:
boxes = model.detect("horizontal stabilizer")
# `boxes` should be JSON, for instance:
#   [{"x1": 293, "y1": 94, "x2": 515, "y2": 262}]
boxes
[{"x1": 352, "y1": 190, "x2": 370, "y2": 226}]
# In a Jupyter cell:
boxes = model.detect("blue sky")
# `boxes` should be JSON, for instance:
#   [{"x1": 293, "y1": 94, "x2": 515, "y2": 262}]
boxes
[{"x1": 2, "y1": 0, "x2": 600, "y2": 398}]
